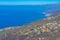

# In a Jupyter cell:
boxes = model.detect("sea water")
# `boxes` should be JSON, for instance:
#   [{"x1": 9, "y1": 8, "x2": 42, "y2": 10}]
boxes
[{"x1": 0, "y1": 5, "x2": 59, "y2": 29}]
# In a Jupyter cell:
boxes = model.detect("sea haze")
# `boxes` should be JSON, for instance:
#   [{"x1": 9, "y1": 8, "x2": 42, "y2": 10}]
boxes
[{"x1": 0, "y1": 4, "x2": 59, "y2": 29}]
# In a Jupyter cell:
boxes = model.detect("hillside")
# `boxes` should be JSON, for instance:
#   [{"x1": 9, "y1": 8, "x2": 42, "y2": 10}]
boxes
[{"x1": 0, "y1": 11, "x2": 60, "y2": 40}]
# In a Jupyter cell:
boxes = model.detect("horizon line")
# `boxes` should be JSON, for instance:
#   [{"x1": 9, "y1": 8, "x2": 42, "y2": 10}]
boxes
[{"x1": 0, "y1": 2, "x2": 59, "y2": 5}]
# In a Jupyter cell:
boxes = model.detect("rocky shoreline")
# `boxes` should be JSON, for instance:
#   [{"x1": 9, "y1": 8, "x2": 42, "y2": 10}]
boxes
[{"x1": 0, "y1": 11, "x2": 60, "y2": 40}]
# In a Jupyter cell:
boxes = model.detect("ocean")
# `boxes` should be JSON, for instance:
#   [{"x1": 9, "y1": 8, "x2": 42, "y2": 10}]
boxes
[{"x1": 0, "y1": 5, "x2": 59, "y2": 29}]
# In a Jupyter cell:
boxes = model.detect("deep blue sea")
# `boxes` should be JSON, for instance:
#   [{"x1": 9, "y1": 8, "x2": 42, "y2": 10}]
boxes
[{"x1": 0, "y1": 5, "x2": 59, "y2": 29}]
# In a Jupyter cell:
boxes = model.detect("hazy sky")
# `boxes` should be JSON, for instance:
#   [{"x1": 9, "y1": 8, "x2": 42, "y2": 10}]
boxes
[
  {"x1": 0, "y1": 0, "x2": 59, "y2": 2},
  {"x1": 0, "y1": 0, "x2": 59, "y2": 5}
]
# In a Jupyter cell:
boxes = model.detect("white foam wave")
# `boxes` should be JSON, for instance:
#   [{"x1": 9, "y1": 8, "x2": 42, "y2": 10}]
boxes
[
  {"x1": 43, "y1": 12, "x2": 52, "y2": 16},
  {"x1": 45, "y1": 14, "x2": 52, "y2": 16}
]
